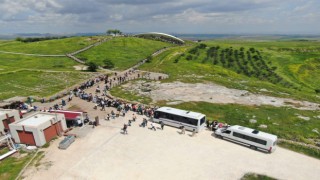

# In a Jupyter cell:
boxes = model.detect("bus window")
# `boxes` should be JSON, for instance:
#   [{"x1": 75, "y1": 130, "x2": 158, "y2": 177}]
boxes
[
  {"x1": 200, "y1": 117, "x2": 205, "y2": 125},
  {"x1": 223, "y1": 130, "x2": 231, "y2": 134},
  {"x1": 154, "y1": 112, "x2": 159, "y2": 119}
]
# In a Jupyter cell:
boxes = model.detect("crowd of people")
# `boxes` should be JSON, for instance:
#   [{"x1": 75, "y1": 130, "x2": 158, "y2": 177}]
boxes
[{"x1": 13, "y1": 70, "x2": 226, "y2": 136}]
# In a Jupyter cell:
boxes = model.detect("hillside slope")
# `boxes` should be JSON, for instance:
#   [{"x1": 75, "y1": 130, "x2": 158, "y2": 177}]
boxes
[{"x1": 76, "y1": 37, "x2": 174, "y2": 70}]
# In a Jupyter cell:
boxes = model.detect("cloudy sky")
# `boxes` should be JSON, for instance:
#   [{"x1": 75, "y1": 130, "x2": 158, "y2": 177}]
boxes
[{"x1": 0, "y1": 0, "x2": 319, "y2": 34}]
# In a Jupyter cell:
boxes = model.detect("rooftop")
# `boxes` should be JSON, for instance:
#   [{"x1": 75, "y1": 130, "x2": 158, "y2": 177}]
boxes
[
  {"x1": 156, "y1": 106, "x2": 205, "y2": 119},
  {"x1": 0, "y1": 109, "x2": 18, "y2": 116},
  {"x1": 229, "y1": 125, "x2": 277, "y2": 140},
  {"x1": 17, "y1": 113, "x2": 55, "y2": 127}
]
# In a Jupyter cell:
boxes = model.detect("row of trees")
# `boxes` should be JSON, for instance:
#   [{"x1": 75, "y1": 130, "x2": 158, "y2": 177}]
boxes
[
  {"x1": 15, "y1": 36, "x2": 68, "y2": 43},
  {"x1": 183, "y1": 45, "x2": 294, "y2": 88},
  {"x1": 84, "y1": 59, "x2": 115, "y2": 72},
  {"x1": 106, "y1": 29, "x2": 122, "y2": 36}
]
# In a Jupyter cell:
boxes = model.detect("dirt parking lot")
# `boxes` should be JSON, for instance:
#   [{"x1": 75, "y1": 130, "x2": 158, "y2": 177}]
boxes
[{"x1": 22, "y1": 111, "x2": 320, "y2": 180}]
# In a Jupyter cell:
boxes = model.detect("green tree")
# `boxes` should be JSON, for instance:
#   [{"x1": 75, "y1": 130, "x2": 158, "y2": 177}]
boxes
[
  {"x1": 86, "y1": 61, "x2": 99, "y2": 72},
  {"x1": 106, "y1": 29, "x2": 122, "y2": 36},
  {"x1": 103, "y1": 59, "x2": 115, "y2": 69},
  {"x1": 146, "y1": 55, "x2": 153, "y2": 63},
  {"x1": 15, "y1": 37, "x2": 23, "y2": 42},
  {"x1": 199, "y1": 43, "x2": 207, "y2": 49}
]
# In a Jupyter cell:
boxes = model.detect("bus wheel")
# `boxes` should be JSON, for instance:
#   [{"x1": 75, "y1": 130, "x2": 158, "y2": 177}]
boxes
[{"x1": 250, "y1": 145, "x2": 257, "y2": 150}]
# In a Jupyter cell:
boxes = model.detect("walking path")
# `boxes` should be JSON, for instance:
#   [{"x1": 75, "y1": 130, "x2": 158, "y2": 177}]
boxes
[
  {"x1": 65, "y1": 38, "x2": 113, "y2": 64},
  {"x1": 0, "y1": 50, "x2": 65, "y2": 57}
]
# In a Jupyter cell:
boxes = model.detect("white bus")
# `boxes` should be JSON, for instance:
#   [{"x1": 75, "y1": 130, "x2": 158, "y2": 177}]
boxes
[
  {"x1": 153, "y1": 107, "x2": 206, "y2": 132},
  {"x1": 215, "y1": 125, "x2": 277, "y2": 153}
]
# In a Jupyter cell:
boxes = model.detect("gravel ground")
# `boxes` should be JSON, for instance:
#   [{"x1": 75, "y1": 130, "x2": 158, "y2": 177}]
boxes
[{"x1": 123, "y1": 81, "x2": 320, "y2": 110}]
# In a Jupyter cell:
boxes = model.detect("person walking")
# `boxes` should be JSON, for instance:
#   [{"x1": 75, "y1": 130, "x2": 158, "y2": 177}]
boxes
[
  {"x1": 181, "y1": 125, "x2": 185, "y2": 134},
  {"x1": 100, "y1": 101, "x2": 105, "y2": 111},
  {"x1": 150, "y1": 122, "x2": 156, "y2": 131},
  {"x1": 160, "y1": 121, "x2": 164, "y2": 130},
  {"x1": 191, "y1": 129, "x2": 196, "y2": 137},
  {"x1": 122, "y1": 124, "x2": 128, "y2": 134}
]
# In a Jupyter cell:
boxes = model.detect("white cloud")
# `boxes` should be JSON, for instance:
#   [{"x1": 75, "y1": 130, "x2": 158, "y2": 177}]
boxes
[{"x1": 0, "y1": 0, "x2": 319, "y2": 34}]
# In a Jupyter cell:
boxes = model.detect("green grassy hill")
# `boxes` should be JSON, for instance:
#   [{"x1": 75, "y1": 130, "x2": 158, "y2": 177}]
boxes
[
  {"x1": 76, "y1": 37, "x2": 174, "y2": 70},
  {"x1": 140, "y1": 40, "x2": 320, "y2": 103},
  {"x1": 0, "y1": 36, "x2": 102, "y2": 54},
  {"x1": 0, "y1": 36, "x2": 175, "y2": 100}
]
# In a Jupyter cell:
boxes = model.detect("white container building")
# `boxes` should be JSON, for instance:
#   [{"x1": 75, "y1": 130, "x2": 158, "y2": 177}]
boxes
[{"x1": 9, "y1": 112, "x2": 67, "y2": 147}]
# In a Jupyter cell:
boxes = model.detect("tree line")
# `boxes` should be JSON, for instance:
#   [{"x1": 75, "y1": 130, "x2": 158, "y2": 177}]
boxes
[{"x1": 15, "y1": 36, "x2": 68, "y2": 43}]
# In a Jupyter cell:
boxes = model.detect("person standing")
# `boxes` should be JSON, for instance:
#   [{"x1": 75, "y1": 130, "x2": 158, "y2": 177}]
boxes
[
  {"x1": 132, "y1": 113, "x2": 137, "y2": 122},
  {"x1": 144, "y1": 118, "x2": 148, "y2": 126},
  {"x1": 105, "y1": 114, "x2": 110, "y2": 121},
  {"x1": 160, "y1": 121, "x2": 164, "y2": 130},
  {"x1": 111, "y1": 110, "x2": 115, "y2": 119},
  {"x1": 181, "y1": 125, "x2": 185, "y2": 134}
]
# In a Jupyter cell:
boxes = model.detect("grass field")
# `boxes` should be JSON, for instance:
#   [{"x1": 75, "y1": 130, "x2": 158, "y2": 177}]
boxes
[
  {"x1": 166, "y1": 102, "x2": 320, "y2": 143},
  {"x1": 76, "y1": 37, "x2": 174, "y2": 70},
  {"x1": 0, "y1": 54, "x2": 78, "y2": 73},
  {"x1": 241, "y1": 173, "x2": 277, "y2": 180},
  {"x1": 0, "y1": 36, "x2": 103, "y2": 55},
  {"x1": 0, "y1": 70, "x2": 93, "y2": 100},
  {"x1": 0, "y1": 151, "x2": 34, "y2": 180},
  {"x1": 278, "y1": 141, "x2": 320, "y2": 160}
]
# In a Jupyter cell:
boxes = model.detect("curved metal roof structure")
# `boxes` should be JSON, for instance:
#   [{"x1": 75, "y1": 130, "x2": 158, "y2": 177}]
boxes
[{"x1": 134, "y1": 32, "x2": 184, "y2": 44}]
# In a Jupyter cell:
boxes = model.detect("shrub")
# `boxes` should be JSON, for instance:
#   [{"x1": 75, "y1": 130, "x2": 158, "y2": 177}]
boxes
[
  {"x1": 86, "y1": 61, "x2": 99, "y2": 72},
  {"x1": 186, "y1": 55, "x2": 193, "y2": 61},
  {"x1": 199, "y1": 43, "x2": 207, "y2": 49},
  {"x1": 103, "y1": 59, "x2": 115, "y2": 69}
]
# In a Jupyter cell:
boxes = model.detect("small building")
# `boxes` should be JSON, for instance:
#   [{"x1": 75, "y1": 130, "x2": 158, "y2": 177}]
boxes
[
  {"x1": 9, "y1": 112, "x2": 67, "y2": 147},
  {"x1": 50, "y1": 110, "x2": 86, "y2": 127},
  {"x1": 0, "y1": 109, "x2": 20, "y2": 135}
]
